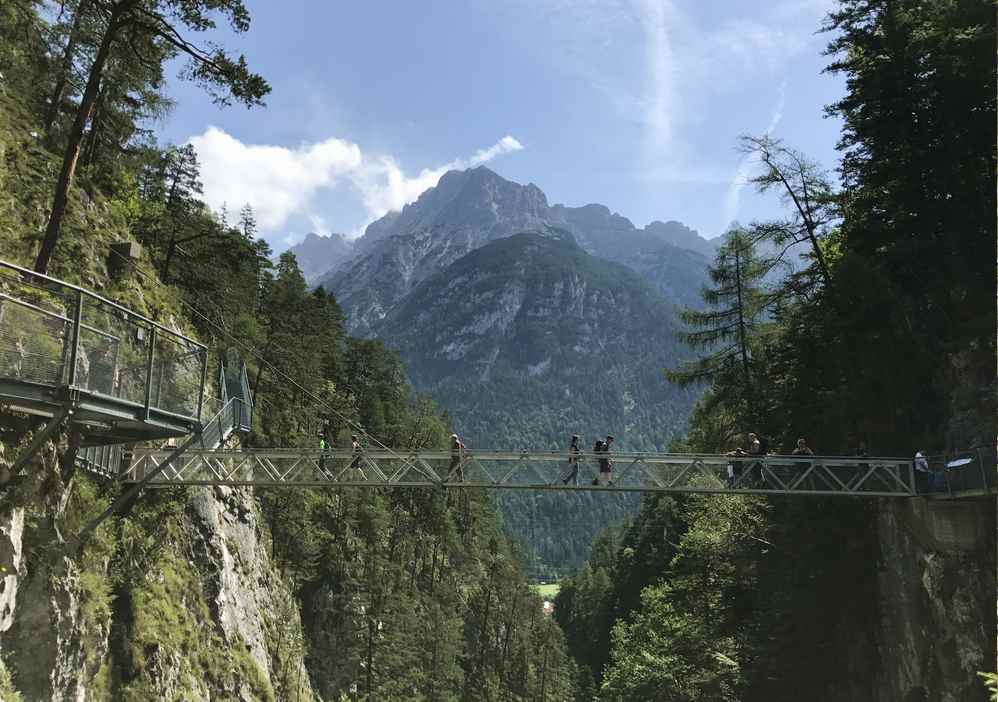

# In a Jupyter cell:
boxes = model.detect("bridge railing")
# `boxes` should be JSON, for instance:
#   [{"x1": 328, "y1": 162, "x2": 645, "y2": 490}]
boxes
[
  {"x1": 122, "y1": 450, "x2": 918, "y2": 496},
  {"x1": 923, "y1": 447, "x2": 997, "y2": 496},
  {"x1": 0, "y1": 259, "x2": 208, "y2": 422}
]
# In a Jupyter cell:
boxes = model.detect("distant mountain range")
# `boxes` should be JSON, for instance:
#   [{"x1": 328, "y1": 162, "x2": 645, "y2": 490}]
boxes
[
  {"x1": 290, "y1": 166, "x2": 716, "y2": 572},
  {"x1": 287, "y1": 232, "x2": 354, "y2": 283},
  {"x1": 310, "y1": 167, "x2": 718, "y2": 335}
]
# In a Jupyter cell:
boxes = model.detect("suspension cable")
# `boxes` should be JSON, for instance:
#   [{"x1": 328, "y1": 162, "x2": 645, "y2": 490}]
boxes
[{"x1": 107, "y1": 245, "x2": 406, "y2": 456}]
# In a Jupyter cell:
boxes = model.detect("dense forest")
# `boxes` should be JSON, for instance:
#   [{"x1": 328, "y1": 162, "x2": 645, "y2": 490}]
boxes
[
  {"x1": 0, "y1": 2, "x2": 573, "y2": 699},
  {"x1": 556, "y1": 0, "x2": 996, "y2": 699}
]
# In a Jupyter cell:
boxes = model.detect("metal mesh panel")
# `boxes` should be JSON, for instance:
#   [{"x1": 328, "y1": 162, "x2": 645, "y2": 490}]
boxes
[
  {"x1": 0, "y1": 259, "x2": 207, "y2": 422},
  {"x1": 0, "y1": 297, "x2": 70, "y2": 385},
  {"x1": 150, "y1": 332, "x2": 204, "y2": 416}
]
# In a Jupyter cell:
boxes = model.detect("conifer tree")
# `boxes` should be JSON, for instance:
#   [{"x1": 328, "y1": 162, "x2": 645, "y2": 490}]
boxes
[
  {"x1": 33, "y1": 0, "x2": 270, "y2": 274},
  {"x1": 667, "y1": 228, "x2": 771, "y2": 418}
]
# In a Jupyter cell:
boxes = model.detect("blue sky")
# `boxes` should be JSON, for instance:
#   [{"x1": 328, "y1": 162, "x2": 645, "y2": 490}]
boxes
[{"x1": 156, "y1": 0, "x2": 846, "y2": 250}]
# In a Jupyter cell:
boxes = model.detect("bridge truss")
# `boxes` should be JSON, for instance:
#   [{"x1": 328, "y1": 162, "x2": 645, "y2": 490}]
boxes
[{"x1": 123, "y1": 449, "x2": 918, "y2": 497}]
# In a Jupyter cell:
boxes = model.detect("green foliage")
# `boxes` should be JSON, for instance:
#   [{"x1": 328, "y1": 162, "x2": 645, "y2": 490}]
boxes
[
  {"x1": 0, "y1": 9, "x2": 576, "y2": 700},
  {"x1": 667, "y1": 228, "x2": 773, "y2": 424},
  {"x1": 559, "y1": 2, "x2": 996, "y2": 700},
  {"x1": 121, "y1": 554, "x2": 275, "y2": 702},
  {"x1": 0, "y1": 657, "x2": 21, "y2": 702},
  {"x1": 600, "y1": 584, "x2": 739, "y2": 702},
  {"x1": 979, "y1": 672, "x2": 998, "y2": 702}
]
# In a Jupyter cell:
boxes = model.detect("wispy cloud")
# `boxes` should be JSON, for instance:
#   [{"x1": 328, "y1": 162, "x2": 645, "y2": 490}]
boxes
[
  {"x1": 187, "y1": 129, "x2": 524, "y2": 238},
  {"x1": 720, "y1": 78, "x2": 788, "y2": 232},
  {"x1": 508, "y1": 0, "x2": 830, "y2": 165},
  {"x1": 637, "y1": 0, "x2": 677, "y2": 155}
]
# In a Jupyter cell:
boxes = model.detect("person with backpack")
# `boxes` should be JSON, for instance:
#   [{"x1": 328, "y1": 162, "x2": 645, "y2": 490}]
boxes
[
  {"x1": 597, "y1": 435, "x2": 615, "y2": 486},
  {"x1": 561, "y1": 434, "x2": 582, "y2": 486},
  {"x1": 591, "y1": 437, "x2": 604, "y2": 485}
]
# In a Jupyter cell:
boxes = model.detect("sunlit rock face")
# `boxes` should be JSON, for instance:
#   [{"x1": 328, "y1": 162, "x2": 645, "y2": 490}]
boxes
[{"x1": 314, "y1": 166, "x2": 714, "y2": 337}]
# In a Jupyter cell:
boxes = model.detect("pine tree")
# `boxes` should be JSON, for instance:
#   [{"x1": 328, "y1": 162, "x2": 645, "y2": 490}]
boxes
[
  {"x1": 33, "y1": 0, "x2": 270, "y2": 274},
  {"x1": 239, "y1": 203, "x2": 257, "y2": 239},
  {"x1": 667, "y1": 228, "x2": 771, "y2": 418}
]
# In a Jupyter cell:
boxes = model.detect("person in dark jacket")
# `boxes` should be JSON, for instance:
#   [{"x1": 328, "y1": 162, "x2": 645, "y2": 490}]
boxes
[
  {"x1": 562, "y1": 434, "x2": 582, "y2": 486},
  {"x1": 597, "y1": 435, "x2": 615, "y2": 486}
]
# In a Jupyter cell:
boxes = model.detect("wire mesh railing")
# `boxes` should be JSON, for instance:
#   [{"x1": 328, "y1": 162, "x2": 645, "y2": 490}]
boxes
[
  {"x1": 920, "y1": 447, "x2": 997, "y2": 496},
  {"x1": 0, "y1": 259, "x2": 208, "y2": 422}
]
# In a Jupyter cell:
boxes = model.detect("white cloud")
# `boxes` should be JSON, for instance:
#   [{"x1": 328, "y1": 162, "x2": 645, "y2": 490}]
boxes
[
  {"x1": 637, "y1": 0, "x2": 677, "y2": 154},
  {"x1": 187, "y1": 129, "x2": 524, "y2": 238},
  {"x1": 188, "y1": 127, "x2": 362, "y2": 231},
  {"x1": 349, "y1": 136, "x2": 524, "y2": 224},
  {"x1": 308, "y1": 213, "x2": 332, "y2": 237}
]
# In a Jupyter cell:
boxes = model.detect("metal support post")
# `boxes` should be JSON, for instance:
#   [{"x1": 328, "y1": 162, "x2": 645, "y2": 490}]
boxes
[
  {"x1": 195, "y1": 348, "x2": 208, "y2": 421},
  {"x1": 143, "y1": 326, "x2": 156, "y2": 419},
  {"x1": 76, "y1": 425, "x2": 202, "y2": 550},
  {"x1": 67, "y1": 291, "x2": 83, "y2": 387},
  {"x1": 7, "y1": 408, "x2": 72, "y2": 478}
]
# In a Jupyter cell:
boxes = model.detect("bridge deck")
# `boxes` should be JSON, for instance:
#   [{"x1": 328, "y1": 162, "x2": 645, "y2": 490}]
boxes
[{"x1": 124, "y1": 449, "x2": 930, "y2": 497}]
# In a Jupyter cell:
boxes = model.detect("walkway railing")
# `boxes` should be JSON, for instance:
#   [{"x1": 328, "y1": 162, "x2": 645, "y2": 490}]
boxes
[
  {"x1": 0, "y1": 259, "x2": 207, "y2": 421},
  {"x1": 123, "y1": 450, "x2": 921, "y2": 497}
]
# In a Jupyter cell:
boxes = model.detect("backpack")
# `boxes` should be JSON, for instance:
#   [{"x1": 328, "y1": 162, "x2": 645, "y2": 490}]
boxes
[{"x1": 593, "y1": 439, "x2": 605, "y2": 453}]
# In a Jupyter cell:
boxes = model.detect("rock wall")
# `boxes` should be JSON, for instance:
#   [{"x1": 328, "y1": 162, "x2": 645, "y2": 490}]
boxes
[
  {"x1": 874, "y1": 497, "x2": 996, "y2": 702},
  {"x1": 0, "y1": 431, "x2": 315, "y2": 702}
]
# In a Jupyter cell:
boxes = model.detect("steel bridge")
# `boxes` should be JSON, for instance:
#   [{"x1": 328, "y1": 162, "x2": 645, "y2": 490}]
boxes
[
  {"x1": 1, "y1": 258, "x2": 993, "y2": 502},
  {"x1": 121, "y1": 448, "x2": 926, "y2": 497}
]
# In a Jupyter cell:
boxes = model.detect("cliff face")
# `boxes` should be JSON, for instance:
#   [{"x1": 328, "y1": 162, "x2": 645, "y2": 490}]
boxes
[
  {"x1": 0, "y1": 429, "x2": 314, "y2": 702},
  {"x1": 873, "y1": 498, "x2": 996, "y2": 702}
]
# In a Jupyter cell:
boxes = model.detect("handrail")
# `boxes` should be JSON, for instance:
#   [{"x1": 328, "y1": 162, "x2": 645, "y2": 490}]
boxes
[
  {"x1": 0, "y1": 259, "x2": 205, "y2": 351},
  {"x1": 0, "y1": 258, "x2": 208, "y2": 421}
]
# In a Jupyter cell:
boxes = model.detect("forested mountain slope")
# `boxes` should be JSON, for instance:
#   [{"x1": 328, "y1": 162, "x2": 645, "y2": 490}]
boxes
[
  {"x1": 378, "y1": 232, "x2": 700, "y2": 569},
  {"x1": 312, "y1": 168, "x2": 711, "y2": 572}
]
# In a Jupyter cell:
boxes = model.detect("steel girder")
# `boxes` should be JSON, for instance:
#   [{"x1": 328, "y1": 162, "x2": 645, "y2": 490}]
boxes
[{"x1": 122, "y1": 450, "x2": 917, "y2": 497}]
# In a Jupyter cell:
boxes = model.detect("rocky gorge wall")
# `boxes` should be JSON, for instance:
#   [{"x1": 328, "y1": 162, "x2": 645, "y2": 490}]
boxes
[
  {"x1": 0, "y1": 429, "x2": 315, "y2": 702},
  {"x1": 873, "y1": 497, "x2": 996, "y2": 702}
]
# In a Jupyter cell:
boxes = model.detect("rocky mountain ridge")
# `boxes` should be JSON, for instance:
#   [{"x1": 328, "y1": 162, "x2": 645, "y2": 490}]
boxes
[{"x1": 314, "y1": 167, "x2": 716, "y2": 335}]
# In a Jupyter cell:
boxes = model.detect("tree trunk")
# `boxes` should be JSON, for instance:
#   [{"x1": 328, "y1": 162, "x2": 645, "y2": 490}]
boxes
[
  {"x1": 82, "y1": 82, "x2": 106, "y2": 168},
  {"x1": 35, "y1": 10, "x2": 120, "y2": 274},
  {"x1": 45, "y1": 0, "x2": 90, "y2": 138},
  {"x1": 734, "y1": 246, "x2": 753, "y2": 411}
]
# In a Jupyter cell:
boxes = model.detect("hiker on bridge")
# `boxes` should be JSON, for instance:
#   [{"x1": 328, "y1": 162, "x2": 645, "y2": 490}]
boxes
[
  {"x1": 791, "y1": 438, "x2": 813, "y2": 457},
  {"x1": 594, "y1": 435, "x2": 614, "y2": 486},
  {"x1": 791, "y1": 437, "x2": 814, "y2": 484},
  {"x1": 318, "y1": 435, "x2": 328, "y2": 475},
  {"x1": 449, "y1": 433, "x2": 466, "y2": 482},
  {"x1": 348, "y1": 435, "x2": 364, "y2": 479},
  {"x1": 913, "y1": 450, "x2": 931, "y2": 493},
  {"x1": 561, "y1": 434, "x2": 582, "y2": 486}
]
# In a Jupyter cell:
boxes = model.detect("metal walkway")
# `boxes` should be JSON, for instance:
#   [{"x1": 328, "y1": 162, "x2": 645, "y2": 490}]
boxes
[
  {"x1": 0, "y1": 259, "x2": 208, "y2": 445},
  {"x1": 123, "y1": 449, "x2": 927, "y2": 497}
]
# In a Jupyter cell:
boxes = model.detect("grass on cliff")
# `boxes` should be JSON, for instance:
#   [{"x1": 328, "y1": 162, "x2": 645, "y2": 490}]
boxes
[
  {"x1": 0, "y1": 658, "x2": 21, "y2": 702},
  {"x1": 123, "y1": 554, "x2": 275, "y2": 702}
]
